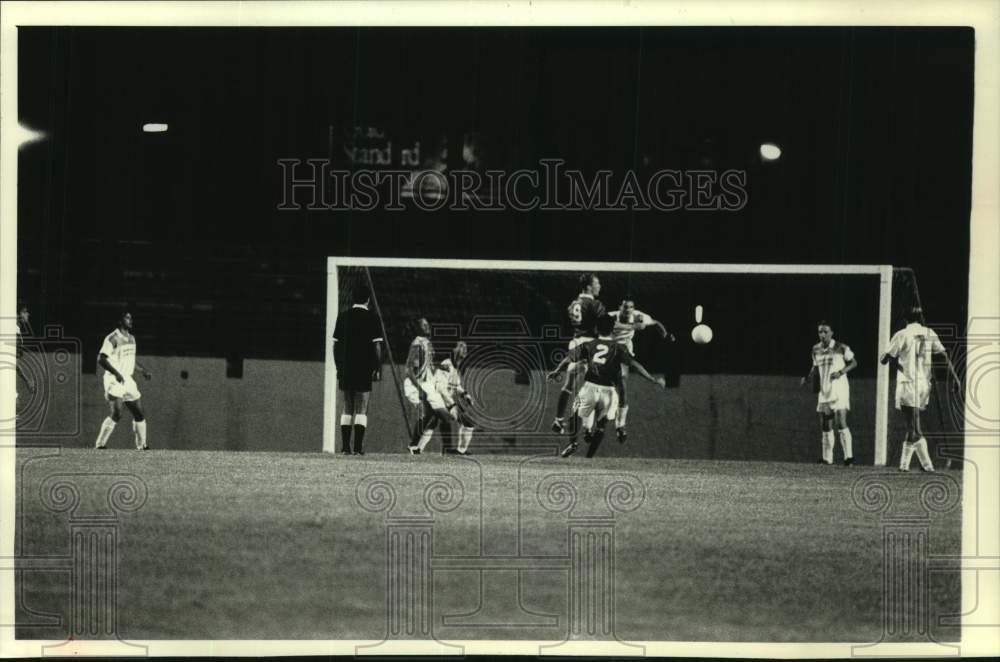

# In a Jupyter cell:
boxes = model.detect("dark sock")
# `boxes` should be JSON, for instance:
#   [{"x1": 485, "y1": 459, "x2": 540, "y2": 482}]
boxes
[
  {"x1": 585, "y1": 428, "x2": 604, "y2": 458},
  {"x1": 556, "y1": 390, "x2": 571, "y2": 419},
  {"x1": 568, "y1": 414, "x2": 581, "y2": 441},
  {"x1": 353, "y1": 425, "x2": 366, "y2": 453},
  {"x1": 341, "y1": 425, "x2": 353, "y2": 452}
]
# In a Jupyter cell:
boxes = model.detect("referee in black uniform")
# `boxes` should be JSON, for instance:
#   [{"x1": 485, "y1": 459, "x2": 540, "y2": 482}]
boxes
[{"x1": 332, "y1": 286, "x2": 383, "y2": 455}]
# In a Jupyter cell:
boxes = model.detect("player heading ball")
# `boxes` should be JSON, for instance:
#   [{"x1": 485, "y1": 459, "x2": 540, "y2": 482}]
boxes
[{"x1": 548, "y1": 314, "x2": 666, "y2": 459}]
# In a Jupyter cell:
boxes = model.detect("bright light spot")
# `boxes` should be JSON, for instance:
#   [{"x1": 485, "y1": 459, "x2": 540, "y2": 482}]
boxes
[
  {"x1": 16, "y1": 123, "x2": 46, "y2": 149},
  {"x1": 142, "y1": 123, "x2": 169, "y2": 133},
  {"x1": 759, "y1": 142, "x2": 782, "y2": 161}
]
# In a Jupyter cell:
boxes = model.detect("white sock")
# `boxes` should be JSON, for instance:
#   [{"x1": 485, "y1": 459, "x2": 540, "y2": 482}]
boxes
[
  {"x1": 913, "y1": 437, "x2": 934, "y2": 471},
  {"x1": 354, "y1": 414, "x2": 367, "y2": 428},
  {"x1": 821, "y1": 431, "x2": 834, "y2": 464},
  {"x1": 457, "y1": 425, "x2": 473, "y2": 453},
  {"x1": 900, "y1": 440, "x2": 915, "y2": 470},
  {"x1": 417, "y1": 429, "x2": 434, "y2": 452},
  {"x1": 839, "y1": 428, "x2": 853, "y2": 460},
  {"x1": 95, "y1": 417, "x2": 116, "y2": 448},
  {"x1": 617, "y1": 405, "x2": 630, "y2": 428},
  {"x1": 340, "y1": 414, "x2": 353, "y2": 426},
  {"x1": 133, "y1": 420, "x2": 147, "y2": 449}
]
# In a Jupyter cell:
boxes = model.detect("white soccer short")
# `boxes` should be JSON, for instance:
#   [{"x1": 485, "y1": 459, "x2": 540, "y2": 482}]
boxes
[
  {"x1": 404, "y1": 377, "x2": 446, "y2": 410},
  {"x1": 895, "y1": 380, "x2": 931, "y2": 411},
  {"x1": 816, "y1": 376, "x2": 850, "y2": 413},
  {"x1": 103, "y1": 373, "x2": 141, "y2": 402},
  {"x1": 574, "y1": 381, "x2": 619, "y2": 429}
]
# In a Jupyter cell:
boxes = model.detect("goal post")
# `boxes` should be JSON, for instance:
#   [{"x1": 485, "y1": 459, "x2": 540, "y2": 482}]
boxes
[{"x1": 326, "y1": 257, "x2": 900, "y2": 464}]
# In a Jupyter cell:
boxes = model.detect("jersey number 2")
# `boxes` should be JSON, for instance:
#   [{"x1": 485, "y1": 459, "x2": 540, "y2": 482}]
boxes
[{"x1": 593, "y1": 344, "x2": 609, "y2": 365}]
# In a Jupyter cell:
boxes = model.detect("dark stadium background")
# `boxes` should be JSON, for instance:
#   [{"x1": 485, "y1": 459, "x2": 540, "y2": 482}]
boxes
[{"x1": 17, "y1": 27, "x2": 973, "y2": 378}]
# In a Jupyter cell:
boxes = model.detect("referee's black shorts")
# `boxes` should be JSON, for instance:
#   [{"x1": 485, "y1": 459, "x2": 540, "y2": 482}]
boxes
[{"x1": 339, "y1": 364, "x2": 373, "y2": 393}]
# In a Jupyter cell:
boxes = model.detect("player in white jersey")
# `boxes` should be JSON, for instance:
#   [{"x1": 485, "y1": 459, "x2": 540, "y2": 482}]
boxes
[
  {"x1": 609, "y1": 296, "x2": 672, "y2": 443},
  {"x1": 801, "y1": 321, "x2": 857, "y2": 465},
  {"x1": 880, "y1": 306, "x2": 957, "y2": 472},
  {"x1": 404, "y1": 317, "x2": 457, "y2": 455},
  {"x1": 435, "y1": 341, "x2": 475, "y2": 455},
  {"x1": 94, "y1": 311, "x2": 153, "y2": 450}
]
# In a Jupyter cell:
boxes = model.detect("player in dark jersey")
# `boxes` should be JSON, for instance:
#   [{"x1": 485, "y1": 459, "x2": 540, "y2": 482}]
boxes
[
  {"x1": 547, "y1": 314, "x2": 665, "y2": 458},
  {"x1": 333, "y1": 286, "x2": 384, "y2": 455},
  {"x1": 551, "y1": 273, "x2": 606, "y2": 436}
]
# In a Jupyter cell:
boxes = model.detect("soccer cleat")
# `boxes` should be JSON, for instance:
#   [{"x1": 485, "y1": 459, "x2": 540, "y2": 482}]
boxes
[
  {"x1": 816, "y1": 458, "x2": 832, "y2": 465},
  {"x1": 96, "y1": 445, "x2": 106, "y2": 450},
  {"x1": 354, "y1": 450, "x2": 365, "y2": 456},
  {"x1": 843, "y1": 457, "x2": 855, "y2": 466},
  {"x1": 560, "y1": 442, "x2": 579, "y2": 458},
  {"x1": 616, "y1": 427, "x2": 627, "y2": 444},
  {"x1": 551, "y1": 418, "x2": 566, "y2": 434},
  {"x1": 919, "y1": 465, "x2": 935, "y2": 473},
  {"x1": 408, "y1": 445, "x2": 421, "y2": 455},
  {"x1": 340, "y1": 449, "x2": 353, "y2": 455},
  {"x1": 444, "y1": 448, "x2": 461, "y2": 455}
]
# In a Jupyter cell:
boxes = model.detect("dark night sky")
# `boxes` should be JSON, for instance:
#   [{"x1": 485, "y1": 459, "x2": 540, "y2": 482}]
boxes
[{"x1": 16, "y1": 27, "x2": 974, "y2": 369}]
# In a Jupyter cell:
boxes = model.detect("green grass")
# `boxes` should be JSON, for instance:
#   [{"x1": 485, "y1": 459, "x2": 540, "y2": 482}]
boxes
[{"x1": 15, "y1": 447, "x2": 961, "y2": 642}]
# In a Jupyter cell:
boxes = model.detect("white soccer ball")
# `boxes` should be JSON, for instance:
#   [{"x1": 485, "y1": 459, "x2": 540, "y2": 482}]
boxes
[{"x1": 691, "y1": 324, "x2": 713, "y2": 344}]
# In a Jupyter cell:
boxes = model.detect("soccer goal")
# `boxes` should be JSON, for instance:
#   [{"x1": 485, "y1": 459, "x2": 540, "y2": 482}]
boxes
[{"x1": 326, "y1": 258, "x2": 954, "y2": 465}]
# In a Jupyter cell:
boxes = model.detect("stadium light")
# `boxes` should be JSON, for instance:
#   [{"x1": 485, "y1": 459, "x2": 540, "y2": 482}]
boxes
[
  {"x1": 759, "y1": 142, "x2": 782, "y2": 162},
  {"x1": 142, "y1": 123, "x2": 169, "y2": 133},
  {"x1": 16, "y1": 122, "x2": 47, "y2": 149}
]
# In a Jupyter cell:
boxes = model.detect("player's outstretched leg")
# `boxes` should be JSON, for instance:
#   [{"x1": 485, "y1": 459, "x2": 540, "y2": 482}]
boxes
[
  {"x1": 95, "y1": 398, "x2": 122, "y2": 449},
  {"x1": 124, "y1": 400, "x2": 147, "y2": 450}
]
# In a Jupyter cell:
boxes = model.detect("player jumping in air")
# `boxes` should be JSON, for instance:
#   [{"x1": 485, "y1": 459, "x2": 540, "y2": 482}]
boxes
[
  {"x1": 435, "y1": 341, "x2": 476, "y2": 455},
  {"x1": 610, "y1": 296, "x2": 673, "y2": 443},
  {"x1": 405, "y1": 317, "x2": 457, "y2": 455},
  {"x1": 548, "y1": 314, "x2": 666, "y2": 459},
  {"x1": 94, "y1": 311, "x2": 153, "y2": 450},
  {"x1": 880, "y1": 306, "x2": 959, "y2": 472},
  {"x1": 801, "y1": 321, "x2": 857, "y2": 465},
  {"x1": 551, "y1": 273, "x2": 605, "y2": 437},
  {"x1": 332, "y1": 286, "x2": 383, "y2": 455}
]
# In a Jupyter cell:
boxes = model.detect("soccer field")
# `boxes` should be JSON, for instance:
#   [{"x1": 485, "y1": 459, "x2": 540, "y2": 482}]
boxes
[{"x1": 16, "y1": 447, "x2": 961, "y2": 643}]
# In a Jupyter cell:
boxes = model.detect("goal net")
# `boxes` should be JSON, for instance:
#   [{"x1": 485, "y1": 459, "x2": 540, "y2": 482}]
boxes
[{"x1": 325, "y1": 259, "x2": 962, "y2": 465}]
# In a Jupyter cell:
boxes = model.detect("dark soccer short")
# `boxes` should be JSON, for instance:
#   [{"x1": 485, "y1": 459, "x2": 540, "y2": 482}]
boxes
[{"x1": 338, "y1": 369, "x2": 373, "y2": 393}]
